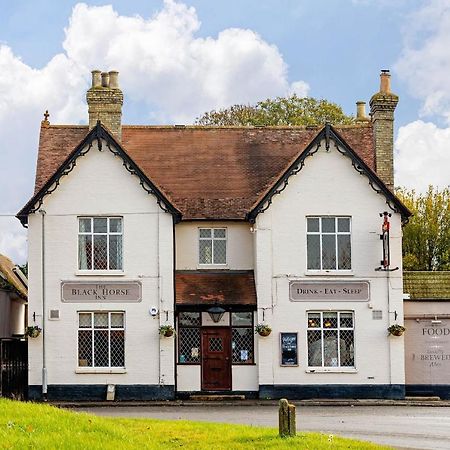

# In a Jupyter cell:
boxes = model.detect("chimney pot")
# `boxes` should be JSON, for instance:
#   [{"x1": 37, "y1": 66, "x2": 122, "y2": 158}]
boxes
[
  {"x1": 108, "y1": 71, "x2": 119, "y2": 89},
  {"x1": 101, "y1": 72, "x2": 110, "y2": 87},
  {"x1": 380, "y1": 70, "x2": 391, "y2": 94},
  {"x1": 91, "y1": 70, "x2": 102, "y2": 88},
  {"x1": 356, "y1": 101, "x2": 369, "y2": 121}
]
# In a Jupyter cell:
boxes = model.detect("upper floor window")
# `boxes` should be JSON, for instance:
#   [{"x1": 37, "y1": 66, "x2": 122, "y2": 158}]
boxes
[
  {"x1": 78, "y1": 217, "x2": 123, "y2": 271},
  {"x1": 307, "y1": 217, "x2": 351, "y2": 271},
  {"x1": 199, "y1": 228, "x2": 227, "y2": 265}
]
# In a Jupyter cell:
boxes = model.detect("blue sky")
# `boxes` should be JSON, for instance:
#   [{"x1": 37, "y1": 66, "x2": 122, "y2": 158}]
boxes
[{"x1": 0, "y1": 0, "x2": 449, "y2": 263}]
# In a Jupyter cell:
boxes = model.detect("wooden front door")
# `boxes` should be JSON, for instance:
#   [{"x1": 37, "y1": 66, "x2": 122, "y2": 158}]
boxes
[{"x1": 201, "y1": 328, "x2": 232, "y2": 391}]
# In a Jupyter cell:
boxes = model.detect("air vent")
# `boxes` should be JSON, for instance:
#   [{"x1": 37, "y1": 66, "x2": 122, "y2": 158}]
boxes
[
  {"x1": 49, "y1": 309, "x2": 60, "y2": 320},
  {"x1": 372, "y1": 310, "x2": 383, "y2": 320}
]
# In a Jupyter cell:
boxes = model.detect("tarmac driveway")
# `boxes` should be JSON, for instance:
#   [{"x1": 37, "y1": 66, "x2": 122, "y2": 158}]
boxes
[{"x1": 78, "y1": 404, "x2": 450, "y2": 450}]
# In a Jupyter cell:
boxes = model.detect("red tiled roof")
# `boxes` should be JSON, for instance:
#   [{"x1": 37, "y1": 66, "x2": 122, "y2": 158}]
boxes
[
  {"x1": 175, "y1": 271, "x2": 257, "y2": 306},
  {"x1": 33, "y1": 124, "x2": 375, "y2": 220}
]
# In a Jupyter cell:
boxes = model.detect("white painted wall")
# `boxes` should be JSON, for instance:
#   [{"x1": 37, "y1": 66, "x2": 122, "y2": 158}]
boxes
[
  {"x1": 254, "y1": 139, "x2": 405, "y2": 387},
  {"x1": 27, "y1": 140, "x2": 175, "y2": 390},
  {"x1": 176, "y1": 222, "x2": 253, "y2": 270}
]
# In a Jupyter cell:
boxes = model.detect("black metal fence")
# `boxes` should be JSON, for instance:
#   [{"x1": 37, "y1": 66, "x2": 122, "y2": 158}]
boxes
[{"x1": 0, "y1": 338, "x2": 28, "y2": 400}]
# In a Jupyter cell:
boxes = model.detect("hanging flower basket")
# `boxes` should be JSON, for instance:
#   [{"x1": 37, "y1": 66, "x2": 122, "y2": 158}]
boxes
[
  {"x1": 388, "y1": 324, "x2": 406, "y2": 337},
  {"x1": 27, "y1": 326, "x2": 42, "y2": 338},
  {"x1": 255, "y1": 324, "x2": 272, "y2": 337},
  {"x1": 159, "y1": 325, "x2": 175, "y2": 338}
]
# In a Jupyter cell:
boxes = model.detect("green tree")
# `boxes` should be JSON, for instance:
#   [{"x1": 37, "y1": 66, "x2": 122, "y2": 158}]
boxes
[
  {"x1": 396, "y1": 186, "x2": 450, "y2": 270},
  {"x1": 195, "y1": 95, "x2": 355, "y2": 126}
]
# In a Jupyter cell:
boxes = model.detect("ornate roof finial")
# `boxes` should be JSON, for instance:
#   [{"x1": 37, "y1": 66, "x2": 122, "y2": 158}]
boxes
[{"x1": 41, "y1": 110, "x2": 50, "y2": 128}]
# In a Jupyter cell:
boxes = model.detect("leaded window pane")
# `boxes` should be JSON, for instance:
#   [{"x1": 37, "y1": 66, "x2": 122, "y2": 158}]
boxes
[
  {"x1": 78, "y1": 235, "x2": 92, "y2": 270},
  {"x1": 110, "y1": 330, "x2": 125, "y2": 367},
  {"x1": 231, "y1": 312, "x2": 252, "y2": 326},
  {"x1": 109, "y1": 218, "x2": 122, "y2": 233},
  {"x1": 322, "y1": 234, "x2": 336, "y2": 269},
  {"x1": 93, "y1": 235, "x2": 108, "y2": 270},
  {"x1": 93, "y1": 217, "x2": 108, "y2": 233},
  {"x1": 79, "y1": 313, "x2": 92, "y2": 328},
  {"x1": 178, "y1": 312, "x2": 201, "y2": 327},
  {"x1": 338, "y1": 217, "x2": 350, "y2": 232},
  {"x1": 94, "y1": 313, "x2": 109, "y2": 328},
  {"x1": 214, "y1": 228, "x2": 226, "y2": 238},
  {"x1": 338, "y1": 235, "x2": 351, "y2": 270},
  {"x1": 323, "y1": 312, "x2": 338, "y2": 328},
  {"x1": 322, "y1": 217, "x2": 335, "y2": 233},
  {"x1": 178, "y1": 328, "x2": 201, "y2": 363},
  {"x1": 232, "y1": 328, "x2": 253, "y2": 363},
  {"x1": 110, "y1": 313, "x2": 124, "y2": 328},
  {"x1": 340, "y1": 330, "x2": 354, "y2": 366},
  {"x1": 307, "y1": 235, "x2": 320, "y2": 270},
  {"x1": 323, "y1": 330, "x2": 339, "y2": 367},
  {"x1": 79, "y1": 218, "x2": 91, "y2": 232},
  {"x1": 78, "y1": 330, "x2": 92, "y2": 367},
  {"x1": 199, "y1": 229, "x2": 211, "y2": 238},
  {"x1": 308, "y1": 330, "x2": 322, "y2": 366},
  {"x1": 213, "y1": 239, "x2": 226, "y2": 264},
  {"x1": 199, "y1": 239, "x2": 212, "y2": 264},
  {"x1": 94, "y1": 330, "x2": 109, "y2": 367},
  {"x1": 307, "y1": 313, "x2": 321, "y2": 328},
  {"x1": 109, "y1": 235, "x2": 123, "y2": 270},
  {"x1": 340, "y1": 313, "x2": 353, "y2": 328},
  {"x1": 307, "y1": 217, "x2": 319, "y2": 232}
]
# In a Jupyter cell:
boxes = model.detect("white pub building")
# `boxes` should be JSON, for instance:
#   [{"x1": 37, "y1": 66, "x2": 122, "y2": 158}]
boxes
[{"x1": 18, "y1": 70, "x2": 411, "y2": 401}]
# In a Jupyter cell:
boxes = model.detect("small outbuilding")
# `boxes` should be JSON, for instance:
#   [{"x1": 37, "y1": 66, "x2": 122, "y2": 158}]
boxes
[{"x1": 403, "y1": 271, "x2": 450, "y2": 399}]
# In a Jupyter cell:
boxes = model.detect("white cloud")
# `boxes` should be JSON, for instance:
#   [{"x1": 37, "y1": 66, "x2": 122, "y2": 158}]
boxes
[
  {"x1": 0, "y1": 0, "x2": 309, "y2": 262},
  {"x1": 395, "y1": 0, "x2": 450, "y2": 122},
  {"x1": 395, "y1": 120, "x2": 450, "y2": 191},
  {"x1": 0, "y1": 218, "x2": 27, "y2": 264}
]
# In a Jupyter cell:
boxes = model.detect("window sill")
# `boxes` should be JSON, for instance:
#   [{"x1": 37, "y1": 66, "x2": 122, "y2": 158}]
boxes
[
  {"x1": 75, "y1": 271, "x2": 126, "y2": 277},
  {"x1": 306, "y1": 368, "x2": 357, "y2": 374},
  {"x1": 305, "y1": 270, "x2": 354, "y2": 277},
  {"x1": 75, "y1": 368, "x2": 127, "y2": 374},
  {"x1": 197, "y1": 264, "x2": 229, "y2": 270}
]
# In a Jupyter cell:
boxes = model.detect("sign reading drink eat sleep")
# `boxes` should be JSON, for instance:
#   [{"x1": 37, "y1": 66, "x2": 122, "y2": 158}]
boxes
[
  {"x1": 61, "y1": 281, "x2": 142, "y2": 302},
  {"x1": 289, "y1": 281, "x2": 369, "y2": 301}
]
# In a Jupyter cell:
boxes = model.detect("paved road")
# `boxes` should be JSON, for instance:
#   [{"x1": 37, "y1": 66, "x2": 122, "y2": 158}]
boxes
[{"x1": 78, "y1": 405, "x2": 450, "y2": 450}]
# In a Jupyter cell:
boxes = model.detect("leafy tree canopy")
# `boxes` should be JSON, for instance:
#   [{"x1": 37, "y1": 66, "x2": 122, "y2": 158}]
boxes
[
  {"x1": 396, "y1": 186, "x2": 450, "y2": 271},
  {"x1": 195, "y1": 95, "x2": 355, "y2": 126}
]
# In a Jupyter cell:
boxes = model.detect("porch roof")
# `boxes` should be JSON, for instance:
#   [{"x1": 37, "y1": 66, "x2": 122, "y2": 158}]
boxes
[{"x1": 175, "y1": 270, "x2": 256, "y2": 308}]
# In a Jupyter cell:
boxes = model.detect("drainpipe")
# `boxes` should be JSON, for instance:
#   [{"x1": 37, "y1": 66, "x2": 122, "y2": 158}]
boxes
[{"x1": 39, "y1": 210, "x2": 47, "y2": 400}]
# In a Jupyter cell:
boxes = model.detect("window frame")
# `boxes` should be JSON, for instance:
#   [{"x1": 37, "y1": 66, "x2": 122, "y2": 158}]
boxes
[
  {"x1": 77, "y1": 311, "x2": 126, "y2": 370},
  {"x1": 306, "y1": 310, "x2": 356, "y2": 371},
  {"x1": 77, "y1": 216, "x2": 124, "y2": 273},
  {"x1": 198, "y1": 227, "x2": 228, "y2": 267},
  {"x1": 231, "y1": 311, "x2": 255, "y2": 365},
  {"x1": 306, "y1": 216, "x2": 352, "y2": 273},
  {"x1": 177, "y1": 312, "x2": 202, "y2": 365}
]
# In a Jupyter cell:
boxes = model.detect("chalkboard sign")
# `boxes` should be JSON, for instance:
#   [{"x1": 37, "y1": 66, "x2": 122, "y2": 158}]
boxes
[{"x1": 280, "y1": 333, "x2": 298, "y2": 366}]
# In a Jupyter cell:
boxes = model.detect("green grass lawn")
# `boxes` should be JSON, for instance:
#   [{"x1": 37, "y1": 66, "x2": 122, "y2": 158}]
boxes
[{"x1": 0, "y1": 398, "x2": 391, "y2": 449}]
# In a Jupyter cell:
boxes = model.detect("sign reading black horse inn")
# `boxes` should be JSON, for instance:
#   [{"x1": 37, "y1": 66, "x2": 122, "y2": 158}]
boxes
[
  {"x1": 290, "y1": 281, "x2": 369, "y2": 301},
  {"x1": 61, "y1": 281, "x2": 142, "y2": 302}
]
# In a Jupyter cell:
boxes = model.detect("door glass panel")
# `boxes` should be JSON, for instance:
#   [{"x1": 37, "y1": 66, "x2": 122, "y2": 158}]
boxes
[{"x1": 209, "y1": 337, "x2": 223, "y2": 352}]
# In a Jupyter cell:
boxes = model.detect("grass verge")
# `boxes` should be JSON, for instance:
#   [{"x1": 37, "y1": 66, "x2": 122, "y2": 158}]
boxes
[{"x1": 0, "y1": 398, "x2": 391, "y2": 449}]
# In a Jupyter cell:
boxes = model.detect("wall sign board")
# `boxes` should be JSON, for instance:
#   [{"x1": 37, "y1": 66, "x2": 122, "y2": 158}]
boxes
[
  {"x1": 289, "y1": 281, "x2": 369, "y2": 302},
  {"x1": 61, "y1": 281, "x2": 142, "y2": 302},
  {"x1": 280, "y1": 332, "x2": 298, "y2": 366}
]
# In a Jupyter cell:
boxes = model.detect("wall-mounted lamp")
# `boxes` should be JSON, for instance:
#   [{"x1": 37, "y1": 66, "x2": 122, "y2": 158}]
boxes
[{"x1": 207, "y1": 305, "x2": 226, "y2": 323}]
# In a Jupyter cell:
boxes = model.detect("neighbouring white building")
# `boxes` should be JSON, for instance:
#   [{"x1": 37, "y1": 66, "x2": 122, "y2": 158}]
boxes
[{"x1": 17, "y1": 69, "x2": 411, "y2": 401}]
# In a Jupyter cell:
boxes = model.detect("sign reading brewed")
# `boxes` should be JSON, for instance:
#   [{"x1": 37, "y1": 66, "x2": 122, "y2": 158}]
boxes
[
  {"x1": 61, "y1": 281, "x2": 142, "y2": 302},
  {"x1": 289, "y1": 281, "x2": 369, "y2": 301},
  {"x1": 404, "y1": 318, "x2": 450, "y2": 385}
]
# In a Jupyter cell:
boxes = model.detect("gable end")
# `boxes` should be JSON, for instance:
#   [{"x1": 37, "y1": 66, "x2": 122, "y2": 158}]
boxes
[
  {"x1": 16, "y1": 122, "x2": 181, "y2": 226},
  {"x1": 247, "y1": 124, "x2": 411, "y2": 223}
]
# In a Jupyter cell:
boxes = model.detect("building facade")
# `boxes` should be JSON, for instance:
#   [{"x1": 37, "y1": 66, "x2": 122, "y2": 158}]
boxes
[{"x1": 18, "y1": 70, "x2": 410, "y2": 401}]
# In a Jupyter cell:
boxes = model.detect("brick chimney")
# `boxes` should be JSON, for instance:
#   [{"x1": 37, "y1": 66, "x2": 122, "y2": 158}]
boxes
[
  {"x1": 86, "y1": 70, "x2": 123, "y2": 140},
  {"x1": 369, "y1": 70, "x2": 399, "y2": 190}
]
